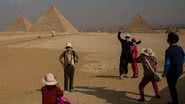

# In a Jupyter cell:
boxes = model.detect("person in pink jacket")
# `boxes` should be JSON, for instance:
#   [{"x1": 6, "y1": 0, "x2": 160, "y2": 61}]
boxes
[{"x1": 130, "y1": 38, "x2": 139, "y2": 78}]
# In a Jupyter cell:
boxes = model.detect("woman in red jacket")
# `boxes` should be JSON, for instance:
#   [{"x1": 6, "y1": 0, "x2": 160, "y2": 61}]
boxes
[
  {"x1": 42, "y1": 73, "x2": 63, "y2": 104},
  {"x1": 130, "y1": 38, "x2": 139, "y2": 78}
]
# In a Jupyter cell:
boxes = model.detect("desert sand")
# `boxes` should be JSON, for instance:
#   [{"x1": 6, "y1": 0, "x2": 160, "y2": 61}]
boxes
[{"x1": 0, "y1": 32, "x2": 184, "y2": 104}]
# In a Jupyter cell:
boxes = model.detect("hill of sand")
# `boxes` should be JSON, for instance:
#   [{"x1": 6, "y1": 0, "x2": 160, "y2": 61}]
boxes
[{"x1": 0, "y1": 32, "x2": 184, "y2": 104}]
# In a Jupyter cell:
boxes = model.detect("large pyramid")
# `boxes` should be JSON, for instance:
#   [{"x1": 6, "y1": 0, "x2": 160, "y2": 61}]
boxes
[
  {"x1": 5, "y1": 16, "x2": 33, "y2": 32},
  {"x1": 33, "y1": 5, "x2": 78, "y2": 32},
  {"x1": 125, "y1": 15, "x2": 154, "y2": 33}
]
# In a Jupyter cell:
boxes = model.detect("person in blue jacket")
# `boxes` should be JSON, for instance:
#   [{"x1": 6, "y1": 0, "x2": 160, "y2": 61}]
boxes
[{"x1": 163, "y1": 32, "x2": 185, "y2": 104}]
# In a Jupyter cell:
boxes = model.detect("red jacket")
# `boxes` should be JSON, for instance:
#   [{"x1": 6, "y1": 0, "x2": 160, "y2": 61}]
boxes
[
  {"x1": 130, "y1": 46, "x2": 139, "y2": 61},
  {"x1": 42, "y1": 86, "x2": 63, "y2": 104}
]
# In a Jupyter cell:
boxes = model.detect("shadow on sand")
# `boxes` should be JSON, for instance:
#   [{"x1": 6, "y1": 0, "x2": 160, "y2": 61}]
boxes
[
  {"x1": 75, "y1": 75, "x2": 185, "y2": 104},
  {"x1": 148, "y1": 75, "x2": 185, "y2": 104},
  {"x1": 94, "y1": 75, "x2": 120, "y2": 79},
  {"x1": 75, "y1": 86, "x2": 154, "y2": 104}
]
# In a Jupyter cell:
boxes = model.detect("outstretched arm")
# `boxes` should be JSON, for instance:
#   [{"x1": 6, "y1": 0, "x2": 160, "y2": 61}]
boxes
[
  {"x1": 117, "y1": 32, "x2": 123, "y2": 41},
  {"x1": 136, "y1": 40, "x2": 142, "y2": 45},
  {"x1": 135, "y1": 54, "x2": 144, "y2": 63}
]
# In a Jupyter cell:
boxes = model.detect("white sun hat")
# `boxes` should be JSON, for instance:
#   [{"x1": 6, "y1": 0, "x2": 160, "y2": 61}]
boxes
[
  {"x1": 141, "y1": 48, "x2": 155, "y2": 56},
  {"x1": 66, "y1": 42, "x2": 72, "y2": 48},
  {"x1": 42, "y1": 73, "x2": 58, "y2": 86}
]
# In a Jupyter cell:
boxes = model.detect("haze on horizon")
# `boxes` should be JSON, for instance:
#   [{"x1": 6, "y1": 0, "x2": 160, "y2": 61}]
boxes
[{"x1": 0, "y1": 0, "x2": 185, "y2": 31}]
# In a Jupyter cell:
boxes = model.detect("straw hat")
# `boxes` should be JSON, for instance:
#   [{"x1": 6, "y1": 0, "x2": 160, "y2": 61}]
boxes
[
  {"x1": 42, "y1": 73, "x2": 57, "y2": 85},
  {"x1": 125, "y1": 34, "x2": 131, "y2": 38},
  {"x1": 66, "y1": 42, "x2": 72, "y2": 48},
  {"x1": 141, "y1": 48, "x2": 155, "y2": 56}
]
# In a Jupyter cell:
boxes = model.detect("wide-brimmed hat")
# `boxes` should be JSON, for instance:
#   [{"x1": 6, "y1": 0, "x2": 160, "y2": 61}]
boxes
[
  {"x1": 66, "y1": 42, "x2": 72, "y2": 48},
  {"x1": 141, "y1": 48, "x2": 155, "y2": 56},
  {"x1": 125, "y1": 34, "x2": 131, "y2": 38},
  {"x1": 42, "y1": 73, "x2": 58, "y2": 85}
]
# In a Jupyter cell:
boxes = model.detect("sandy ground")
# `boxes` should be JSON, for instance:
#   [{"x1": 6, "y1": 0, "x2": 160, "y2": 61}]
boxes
[{"x1": 0, "y1": 32, "x2": 184, "y2": 104}]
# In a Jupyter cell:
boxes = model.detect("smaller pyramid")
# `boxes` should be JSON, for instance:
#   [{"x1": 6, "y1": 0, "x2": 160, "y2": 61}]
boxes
[
  {"x1": 126, "y1": 15, "x2": 154, "y2": 33},
  {"x1": 165, "y1": 26, "x2": 177, "y2": 33},
  {"x1": 5, "y1": 15, "x2": 33, "y2": 32},
  {"x1": 33, "y1": 5, "x2": 78, "y2": 32}
]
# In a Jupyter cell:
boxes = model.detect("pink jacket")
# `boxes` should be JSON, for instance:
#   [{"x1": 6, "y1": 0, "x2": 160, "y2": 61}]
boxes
[{"x1": 130, "y1": 46, "x2": 139, "y2": 62}]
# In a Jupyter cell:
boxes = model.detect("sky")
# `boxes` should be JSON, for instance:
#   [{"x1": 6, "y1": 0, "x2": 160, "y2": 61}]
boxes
[{"x1": 0, "y1": 0, "x2": 185, "y2": 31}]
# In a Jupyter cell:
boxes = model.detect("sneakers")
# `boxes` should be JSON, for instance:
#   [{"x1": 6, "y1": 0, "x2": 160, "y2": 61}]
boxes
[
  {"x1": 69, "y1": 89, "x2": 74, "y2": 92},
  {"x1": 120, "y1": 74, "x2": 128, "y2": 79},
  {"x1": 155, "y1": 95, "x2": 161, "y2": 99},
  {"x1": 131, "y1": 76, "x2": 138, "y2": 78},
  {"x1": 137, "y1": 99, "x2": 145, "y2": 102}
]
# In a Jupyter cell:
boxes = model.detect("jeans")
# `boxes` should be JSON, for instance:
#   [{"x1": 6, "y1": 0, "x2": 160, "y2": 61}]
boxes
[
  {"x1": 119, "y1": 56, "x2": 128, "y2": 76},
  {"x1": 64, "y1": 65, "x2": 75, "y2": 91},
  {"x1": 167, "y1": 74, "x2": 180, "y2": 104}
]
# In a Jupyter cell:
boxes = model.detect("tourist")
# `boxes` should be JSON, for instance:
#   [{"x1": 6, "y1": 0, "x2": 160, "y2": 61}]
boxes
[
  {"x1": 163, "y1": 32, "x2": 185, "y2": 104},
  {"x1": 136, "y1": 48, "x2": 160, "y2": 102},
  {"x1": 42, "y1": 73, "x2": 63, "y2": 104},
  {"x1": 117, "y1": 31, "x2": 141, "y2": 79},
  {"x1": 59, "y1": 42, "x2": 79, "y2": 92},
  {"x1": 130, "y1": 38, "x2": 139, "y2": 78}
]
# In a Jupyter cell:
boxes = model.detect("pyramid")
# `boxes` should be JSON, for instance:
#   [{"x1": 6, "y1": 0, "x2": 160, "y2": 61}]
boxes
[
  {"x1": 33, "y1": 5, "x2": 78, "y2": 32},
  {"x1": 5, "y1": 16, "x2": 33, "y2": 32},
  {"x1": 165, "y1": 26, "x2": 177, "y2": 33},
  {"x1": 125, "y1": 15, "x2": 154, "y2": 33}
]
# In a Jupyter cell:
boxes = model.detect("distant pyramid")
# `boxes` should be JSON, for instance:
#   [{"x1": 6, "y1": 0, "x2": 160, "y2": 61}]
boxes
[
  {"x1": 5, "y1": 16, "x2": 33, "y2": 32},
  {"x1": 33, "y1": 5, "x2": 78, "y2": 32},
  {"x1": 126, "y1": 15, "x2": 154, "y2": 33},
  {"x1": 165, "y1": 26, "x2": 177, "y2": 33}
]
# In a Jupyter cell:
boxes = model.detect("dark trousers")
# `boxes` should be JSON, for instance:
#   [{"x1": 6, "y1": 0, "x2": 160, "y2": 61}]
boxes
[
  {"x1": 139, "y1": 76, "x2": 159, "y2": 99},
  {"x1": 64, "y1": 65, "x2": 75, "y2": 91},
  {"x1": 167, "y1": 74, "x2": 179, "y2": 104},
  {"x1": 119, "y1": 56, "x2": 128, "y2": 76}
]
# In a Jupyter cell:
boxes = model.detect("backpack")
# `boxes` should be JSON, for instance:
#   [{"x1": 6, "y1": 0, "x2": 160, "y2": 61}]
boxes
[
  {"x1": 127, "y1": 46, "x2": 136, "y2": 63},
  {"x1": 56, "y1": 97, "x2": 72, "y2": 104},
  {"x1": 56, "y1": 87, "x2": 72, "y2": 104}
]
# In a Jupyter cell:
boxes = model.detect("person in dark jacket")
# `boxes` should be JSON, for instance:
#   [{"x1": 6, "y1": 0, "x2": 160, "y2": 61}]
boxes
[
  {"x1": 117, "y1": 32, "x2": 141, "y2": 79},
  {"x1": 163, "y1": 32, "x2": 185, "y2": 104},
  {"x1": 59, "y1": 42, "x2": 79, "y2": 92}
]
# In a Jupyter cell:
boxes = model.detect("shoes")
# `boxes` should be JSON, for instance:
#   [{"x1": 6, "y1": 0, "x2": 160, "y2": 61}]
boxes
[
  {"x1": 137, "y1": 99, "x2": 145, "y2": 102},
  {"x1": 167, "y1": 102, "x2": 178, "y2": 104},
  {"x1": 69, "y1": 89, "x2": 74, "y2": 92},
  {"x1": 155, "y1": 95, "x2": 161, "y2": 99},
  {"x1": 131, "y1": 76, "x2": 138, "y2": 78},
  {"x1": 120, "y1": 74, "x2": 128, "y2": 79}
]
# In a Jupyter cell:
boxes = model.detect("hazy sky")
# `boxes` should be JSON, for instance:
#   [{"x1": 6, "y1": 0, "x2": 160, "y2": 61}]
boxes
[{"x1": 0, "y1": 0, "x2": 185, "y2": 31}]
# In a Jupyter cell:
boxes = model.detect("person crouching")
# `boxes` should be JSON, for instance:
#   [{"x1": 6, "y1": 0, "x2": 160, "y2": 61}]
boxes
[{"x1": 41, "y1": 73, "x2": 63, "y2": 104}]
